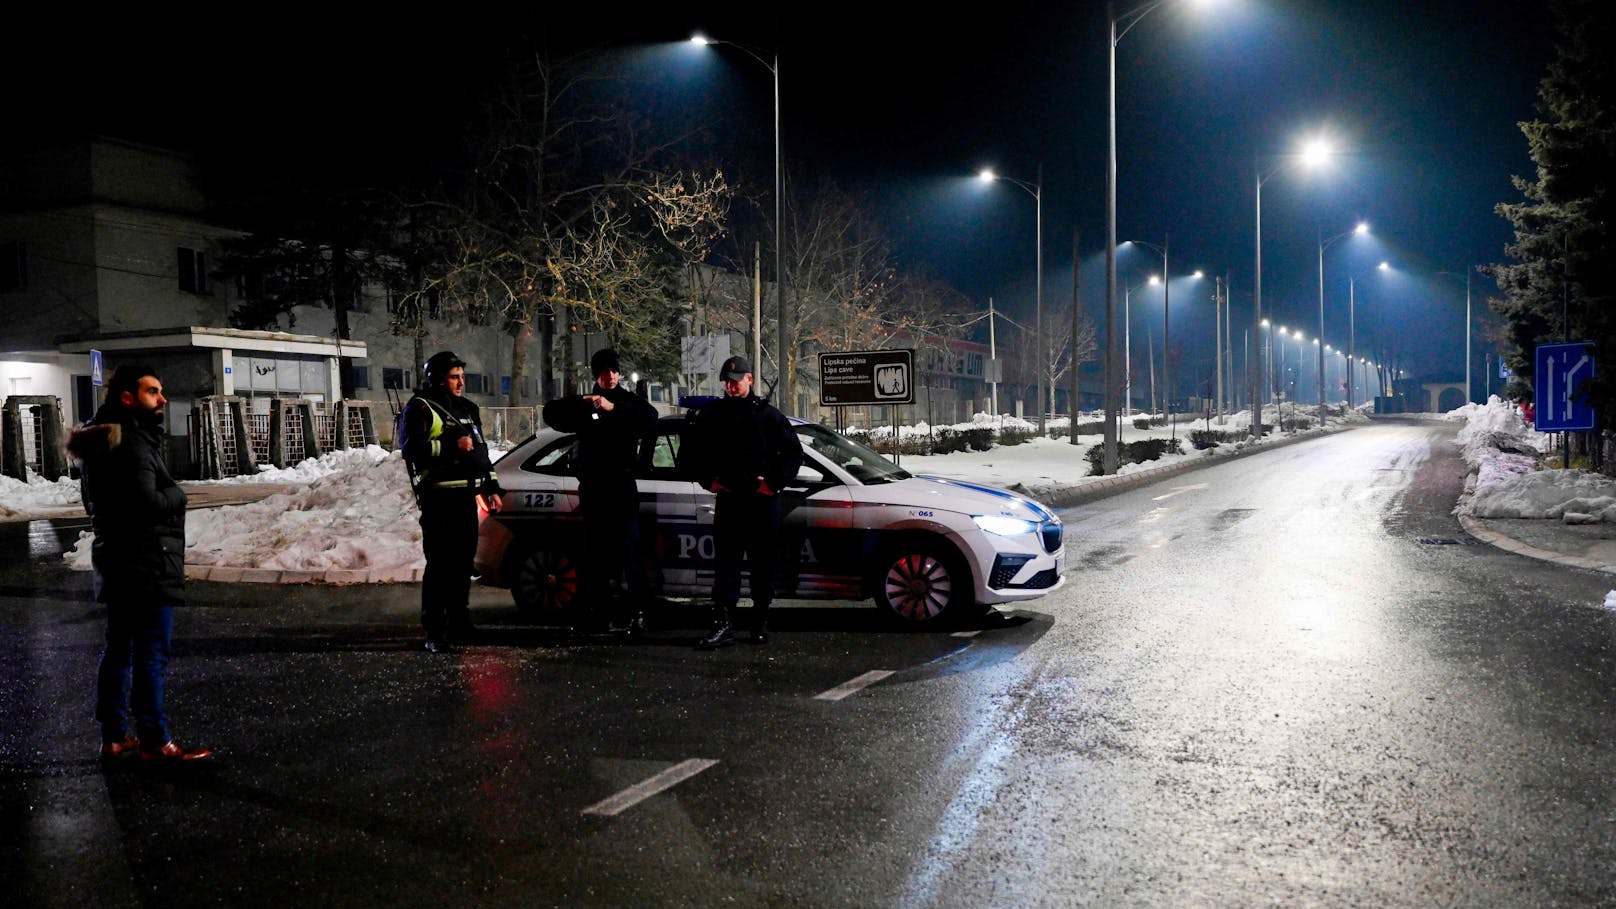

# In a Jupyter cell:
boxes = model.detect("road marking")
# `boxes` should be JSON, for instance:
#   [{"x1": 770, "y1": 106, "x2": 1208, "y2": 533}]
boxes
[
  {"x1": 1152, "y1": 483, "x2": 1208, "y2": 501},
  {"x1": 950, "y1": 630, "x2": 981, "y2": 638},
  {"x1": 580, "y1": 758, "x2": 719, "y2": 817},
  {"x1": 815, "y1": 669, "x2": 895, "y2": 701}
]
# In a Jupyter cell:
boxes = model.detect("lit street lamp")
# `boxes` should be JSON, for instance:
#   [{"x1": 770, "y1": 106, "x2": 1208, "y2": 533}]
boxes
[
  {"x1": 1251, "y1": 137, "x2": 1332, "y2": 440},
  {"x1": 692, "y1": 33, "x2": 789, "y2": 413},
  {"x1": 1318, "y1": 221, "x2": 1369, "y2": 426},
  {"x1": 1123, "y1": 274, "x2": 1159, "y2": 416},
  {"x1": 979, "y1": 167, "x2": 1045, "y2": 434}
]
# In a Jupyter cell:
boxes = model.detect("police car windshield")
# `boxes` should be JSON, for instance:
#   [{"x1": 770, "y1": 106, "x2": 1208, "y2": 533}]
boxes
[{"x1": 795, "y1": 424, "x2": 911, "y2": 485}]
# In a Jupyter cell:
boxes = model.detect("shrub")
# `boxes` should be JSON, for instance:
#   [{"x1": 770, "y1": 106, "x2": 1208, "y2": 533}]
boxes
[
  {"x1": 1084, "y1": 436, "x2": 1185, "y2": 474},
  {"x1": 1188, "y1": 429, "x2": 1244, "y2": 450},
  {"x1": 997, "y1": 426, "x2": 1036, "y2": 447}
]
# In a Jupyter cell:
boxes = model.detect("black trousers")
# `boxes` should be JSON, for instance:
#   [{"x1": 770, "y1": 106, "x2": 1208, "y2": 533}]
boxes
[
  {"x1": 712, "y1": 491, "x2": 781, "y2": 610},
  {"x1": 419, "y1": 488, "x2": 478, "y2": 637},
  {"x1": 579, "y1": 474, "x2": 641, "y2": 621}
]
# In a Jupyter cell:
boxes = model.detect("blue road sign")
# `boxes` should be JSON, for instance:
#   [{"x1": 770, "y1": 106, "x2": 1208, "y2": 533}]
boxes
[
  {"x1": 1534, "y1": 341, "x2": 1596, "y2": 431},
  {"x1": 90, "y1": 349, "x2": 103, "y2": 387}
]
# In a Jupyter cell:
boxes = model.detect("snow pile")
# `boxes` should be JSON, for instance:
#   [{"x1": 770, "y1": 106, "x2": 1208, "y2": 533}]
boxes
[
  {"x1": 0, "y1": 470, "x2": 81, "y2": 517},
  {"x1": 1451, "y1": 396, "x2": 1616, "y2": 520},
  {"x1": 205, "y1": 443, "x2": 398, "y2": 485},
  {"x1": 65, "y1": 448, "x2": 424, "y2": 573}
]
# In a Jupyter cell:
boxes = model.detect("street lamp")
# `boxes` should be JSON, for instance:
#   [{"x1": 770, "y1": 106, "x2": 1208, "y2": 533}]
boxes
[
  {"x1": 1123, "y1": 274, "x2": 1159, "y2": 417},
  {"x1": 692, "y1": 33, "x2": 789, "y2": 413},
  {"x1": 1318, "y1": 221, "x2": 1369, "y2": 426},
  {"x1": 1251, "y1": 137, "x2": 1333, "y2": 440},
  {"x1": 979, "y1": 167, "x2": 1045, "y2": 434},
  {"x1": 1439, "y1": 266, "x2": 1476, "y2": 404}
]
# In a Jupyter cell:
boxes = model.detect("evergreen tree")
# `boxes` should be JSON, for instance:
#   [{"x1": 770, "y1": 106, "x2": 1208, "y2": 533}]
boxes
[{"x1": 1486, "y1": 0, "x2": 1616, "y2": 412}]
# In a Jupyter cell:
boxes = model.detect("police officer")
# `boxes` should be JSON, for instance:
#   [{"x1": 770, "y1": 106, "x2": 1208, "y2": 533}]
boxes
[
  {"x1": 690, "y1": 355, "x2": 804, "y2": 648},
  {"x1": 541, "y1": 348, "x2": 658, "y2": 635},
  {"x1": 399, "y1": 351, "x2": 504, "y2": 653}
]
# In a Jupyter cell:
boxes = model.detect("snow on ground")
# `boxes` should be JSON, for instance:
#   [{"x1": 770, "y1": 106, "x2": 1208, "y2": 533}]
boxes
[{"x1": 1447, "y1": 396, "x2": 1616, "y2": 520}]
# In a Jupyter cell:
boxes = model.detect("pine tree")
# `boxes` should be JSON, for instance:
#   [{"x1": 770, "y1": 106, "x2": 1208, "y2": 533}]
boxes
[{"x1": 1487, "y1": 0, "x2": 1616, "y2": 412}]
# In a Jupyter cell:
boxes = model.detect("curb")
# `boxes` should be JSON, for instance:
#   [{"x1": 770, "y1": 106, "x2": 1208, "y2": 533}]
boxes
[
  {"x1": 184, "y1": 564, "x2": 425, "y2": 585},
  {"x1": 1018, "y1": 425, "x2": 1345, "y2": 509},
  {"x1": 1456, "y1": 514, "x2": 1616, "y2": 575}
]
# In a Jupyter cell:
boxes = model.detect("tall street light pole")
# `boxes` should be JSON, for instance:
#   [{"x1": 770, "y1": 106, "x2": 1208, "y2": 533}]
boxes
[
  {"x1": 1440, "y1": 267, "x2": 1475, "y2": 403},
  {"x1": 980, "y1": 167, "x2": 1044, "y2": 434},
  {"x1": 1251, "y1": 138, "x2": 1332, "y2": 441},
  {"x1": 693, "y1": 34, "x2": 788, "y2": 413},
  {"x1": 1317, "y1": 221, "x2": 1368, "y2": 427}
]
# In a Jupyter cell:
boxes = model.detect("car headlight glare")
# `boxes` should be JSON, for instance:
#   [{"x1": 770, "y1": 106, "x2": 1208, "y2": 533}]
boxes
[{"x1": 973, "y1": 515, "x2": 1037, "y2": 536}]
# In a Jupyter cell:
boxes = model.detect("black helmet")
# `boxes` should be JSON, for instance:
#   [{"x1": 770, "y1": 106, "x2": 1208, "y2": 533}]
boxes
[{"x1": 423, "y1": 351, "x2": 466, "y2": 387}]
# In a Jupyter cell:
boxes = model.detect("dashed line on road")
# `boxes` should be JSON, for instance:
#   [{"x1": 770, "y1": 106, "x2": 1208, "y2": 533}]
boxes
[
  {"x1": 580, "y1": 758, "x2": 720, "y2": 817},
  {"x1": 950, "y1": 630, "x2": 981, "y2": 638},
  {"x1": 814, "y1": 669, "x2": 895, "y2": 701}
]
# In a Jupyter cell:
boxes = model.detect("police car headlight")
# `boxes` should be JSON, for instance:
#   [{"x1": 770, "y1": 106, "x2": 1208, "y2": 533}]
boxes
[{"x1": 972, "y1": 515, "x2": 1038, "y2": 537}]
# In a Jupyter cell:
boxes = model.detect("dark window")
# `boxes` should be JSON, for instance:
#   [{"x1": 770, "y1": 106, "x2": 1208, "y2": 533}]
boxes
[
  {"x1": 382, "y1": 367, "x2": 409, "y2": 390},
  {"x1": 464, "y1": 373, "x2": 489, "y2": 394},
  {"x1": 178, "y1": 247, "x2": 208, "y2": 294},
  {"x1": 0, "y1": 240, "x2": 25, "y2": 292},
  {"x1": 352, "y1": 366, "x2": 370, "y2": 389}
]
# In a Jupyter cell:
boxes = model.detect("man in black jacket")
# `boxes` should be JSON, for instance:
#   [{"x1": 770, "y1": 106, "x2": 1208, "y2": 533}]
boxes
[
  {"x1": 542, "y1": 348, "x2": 659, "y2": 634},
  {"x1": 398, "y1": 351, "x2": 504, "y2": 653},
  {"x1": 691, "y1": 355, "x2": 804, "y2": 648},
  {"x1": 67, "y1": 365, "x2": 212, "y2": 764}
]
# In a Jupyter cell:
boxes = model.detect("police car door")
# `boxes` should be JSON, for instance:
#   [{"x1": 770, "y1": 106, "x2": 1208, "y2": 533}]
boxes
[{"x1": 637, "y1": 419, "x2": 705, "y2": 597}]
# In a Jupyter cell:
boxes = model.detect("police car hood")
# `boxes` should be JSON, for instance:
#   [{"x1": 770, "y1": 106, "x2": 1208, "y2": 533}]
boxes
[{"x1": 855, "y1": 475, "x2": 1058, "y2": 522}]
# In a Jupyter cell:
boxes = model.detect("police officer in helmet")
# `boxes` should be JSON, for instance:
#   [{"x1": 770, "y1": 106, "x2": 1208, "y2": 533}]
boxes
[{"x1": 398, "y1": 351, "x2": 504, "y2": 653}]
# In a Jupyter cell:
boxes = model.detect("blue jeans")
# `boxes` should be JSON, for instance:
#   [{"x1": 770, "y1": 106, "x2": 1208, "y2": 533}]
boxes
[{"x1": 96, "y1": 600, "x2": 174, "y2": 745}]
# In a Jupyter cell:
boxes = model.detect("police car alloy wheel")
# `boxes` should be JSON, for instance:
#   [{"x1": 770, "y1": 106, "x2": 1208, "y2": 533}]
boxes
[
  {"x1": 873, "y1": 542, "x2": 965, "y2": 624},
  {"x1": 510, "y1": 546, "x2": 579, "y2": 623}
]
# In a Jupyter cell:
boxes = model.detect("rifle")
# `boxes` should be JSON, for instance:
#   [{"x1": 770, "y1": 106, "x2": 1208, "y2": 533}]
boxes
[{"x1": 386, "y1": 382, "x2": 424, "y2": 507}]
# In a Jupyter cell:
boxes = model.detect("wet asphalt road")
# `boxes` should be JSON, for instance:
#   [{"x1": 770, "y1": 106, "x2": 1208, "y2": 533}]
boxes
[{"x1": 2, "y1": 417, "x2": 1614, "y2": 907}]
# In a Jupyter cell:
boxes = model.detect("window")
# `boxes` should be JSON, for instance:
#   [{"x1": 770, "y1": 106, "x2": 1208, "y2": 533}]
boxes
[
  {"x1": 0, "y1": 240, "x2": 25, "y2": 292},
  {"x1": 382, "y1": 368, "x2": 409, "y2": 390},
  {"x1": 352, "y1": 366, "x2": 370, "y2": 389},
  {"x1": 464, "y1": 373, "x2": 489, "y2": 394},
  {"x1": 178, "y1": 247, "x2": 208, "y2": 294}
]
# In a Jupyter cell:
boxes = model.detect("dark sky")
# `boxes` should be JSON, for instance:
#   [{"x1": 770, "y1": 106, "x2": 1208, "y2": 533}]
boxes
[{"x1": 13, "y1": 2, "x2": 1558, "y2": 388}]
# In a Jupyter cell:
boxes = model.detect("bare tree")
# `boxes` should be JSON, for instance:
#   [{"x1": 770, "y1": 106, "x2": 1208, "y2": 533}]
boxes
[{"x1": 409, "y1": 50, "x2": 732, "y2": 405}]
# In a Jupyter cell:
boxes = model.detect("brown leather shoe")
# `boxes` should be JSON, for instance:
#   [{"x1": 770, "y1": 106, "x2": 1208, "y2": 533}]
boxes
[
  {"x1": 140, "y1": 740, "x2": 214, "y2": 763},
  {"x1": 100, "y1": 735, "x2": 140, "y2": 760}
]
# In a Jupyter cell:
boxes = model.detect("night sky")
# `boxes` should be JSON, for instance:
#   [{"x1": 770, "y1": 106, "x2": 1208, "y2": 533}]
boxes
[{"x1": 11, "y1": 2, "x2": 1558, "y2": 389}]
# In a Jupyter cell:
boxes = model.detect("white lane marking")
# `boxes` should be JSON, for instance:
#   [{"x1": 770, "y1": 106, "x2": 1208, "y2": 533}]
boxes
[
  {"x1": 951, "y1": 630, "x2": 982, "y2": 638},
  {"x1": 581, "y1": 758, "x2": 719, "y2": 817},
  {"x1": 1152, "y1": 482, "x2": 1209, "y2": 501},
  {"x1": 814, "y1": 669, "x2": 896, "y2": 701}
]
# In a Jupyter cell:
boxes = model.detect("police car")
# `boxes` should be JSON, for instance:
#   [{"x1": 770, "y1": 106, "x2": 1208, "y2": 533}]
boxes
[{"x1": 474, "y1": 412, "x2": 1065, "y2": 626}]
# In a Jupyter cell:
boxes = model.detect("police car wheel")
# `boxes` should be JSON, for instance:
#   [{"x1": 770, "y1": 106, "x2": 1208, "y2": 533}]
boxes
[
  {"x1": 510, "y1": 546, "x2": 580, "y2": 624},
  {"x1": 873, "y1": 543, "x2": 964, "y2": 625}
]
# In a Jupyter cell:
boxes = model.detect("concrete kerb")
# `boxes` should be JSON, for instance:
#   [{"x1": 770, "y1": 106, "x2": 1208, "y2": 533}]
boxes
[
  {"x1": 1023, "y1": 424, "x2": 1350, "y2": 510},
  {"x1": 1454, "y1": 472, "x2": 1616, "y2": 576}
]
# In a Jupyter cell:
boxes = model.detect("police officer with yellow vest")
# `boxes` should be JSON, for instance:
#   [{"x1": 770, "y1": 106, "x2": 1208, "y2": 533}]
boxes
[{"x1": 399, "y1": 351, "x2": 504, "y2": 653}]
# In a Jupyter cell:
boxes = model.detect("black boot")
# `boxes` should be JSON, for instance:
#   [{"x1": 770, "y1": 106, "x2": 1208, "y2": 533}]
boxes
[
  {"x1": 748, "y1": 602, "x2": 770, "y2": 645},
  {"x1": 697, "y1": 605, "x2": 735, "y2": 650}
]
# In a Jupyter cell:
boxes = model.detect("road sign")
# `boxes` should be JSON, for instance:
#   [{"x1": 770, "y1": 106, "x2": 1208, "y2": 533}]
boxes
[
  {"x1": 90, "y1": 349, "x2": 103, "y2": 387},
  {"x1": 1534, "y1": 341, "x2": 1596, "y2": 431},
  {"x1": 1499, "y1": 361, "x2": 1512, "y2": 379},
  {"x1": 819, "y1": 349, "x2": 914, "y2": 406}
]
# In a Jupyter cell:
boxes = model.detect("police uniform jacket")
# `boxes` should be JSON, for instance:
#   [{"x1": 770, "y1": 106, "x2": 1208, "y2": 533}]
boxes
[
  {"x1": 693, "y1": 393, "x2": 804, "y2": 494},
  {"x1": 66, "y1": 402, "x2": 187, "y2": 603},
  {"x1": 398, "y1": 388, "x2": 503, "y2": 495},
  {"x1": 541, "y1": 385, "x2": 658, "y2": 479}
]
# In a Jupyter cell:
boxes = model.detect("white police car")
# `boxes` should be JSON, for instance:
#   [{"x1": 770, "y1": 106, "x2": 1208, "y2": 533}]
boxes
[{"x1": 474, "y1": 413, "x2": 1064, "y2": 626}]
